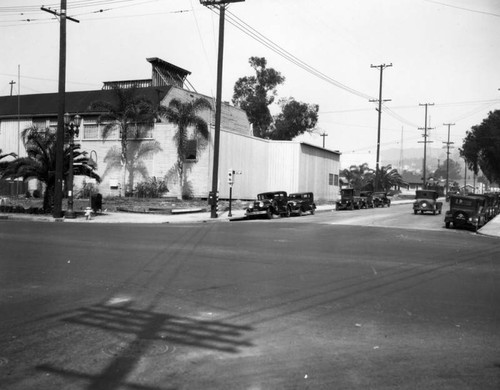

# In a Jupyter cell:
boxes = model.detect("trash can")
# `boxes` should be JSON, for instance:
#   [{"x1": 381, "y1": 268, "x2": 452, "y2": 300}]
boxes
[{"x1": 91, "y1": 193, "x2": 102, "y2": 212}]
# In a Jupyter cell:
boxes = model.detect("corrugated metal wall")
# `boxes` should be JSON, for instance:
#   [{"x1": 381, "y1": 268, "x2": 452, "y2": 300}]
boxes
[{"x1": 0, "y1": 119, "x2": 30, "y2": 157}]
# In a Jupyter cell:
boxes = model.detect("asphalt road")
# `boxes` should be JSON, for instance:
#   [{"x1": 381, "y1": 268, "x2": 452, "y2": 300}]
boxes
[{"x1": 1, "y1": 205, "x2": 499, "y2": 390}]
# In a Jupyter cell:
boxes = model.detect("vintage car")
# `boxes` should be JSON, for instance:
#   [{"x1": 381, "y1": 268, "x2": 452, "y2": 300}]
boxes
[
  {"x1": 444, "y1": 195, "x2": 487, "y2": 231},
  {"x1": 413, "y1": 189, "x2": 443, "y2": 215},
  {"x1": 372, "y1": 192, "x2": 391, "y2": 207},
  {"x1": 245, "y1": 191, "x2": 291, "y2": 219},
  {"x1": 336, "y1": 188, "x2": 362, "y2": 210},
  {"x1": 359, "y1": 191, "x2": 374, "y2": 208},
  {"x1": 469, "y1": 193, "x2": 497, "y2": 222},
  {"x1": 288, "y1": 192, "x2": 316, "y2": 216}
]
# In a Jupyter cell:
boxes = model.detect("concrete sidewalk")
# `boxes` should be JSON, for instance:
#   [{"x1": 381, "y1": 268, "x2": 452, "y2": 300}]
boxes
[{"x1": 1, "y1": 200, "x2": 499, "y2": 238}]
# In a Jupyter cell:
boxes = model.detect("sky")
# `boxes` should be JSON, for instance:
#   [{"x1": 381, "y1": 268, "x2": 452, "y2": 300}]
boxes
[{"x1": 1, "y1": 0, "x2": 500, "y2": 169}]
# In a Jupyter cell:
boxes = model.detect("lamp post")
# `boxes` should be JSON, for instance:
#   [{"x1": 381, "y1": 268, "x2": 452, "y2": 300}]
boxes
[
  {"x1": 199, "y1": 0, "x2": 245, "y2": 218},
  {"x1": 64, "y1": 113, "x2": 81, "y2": 218}
]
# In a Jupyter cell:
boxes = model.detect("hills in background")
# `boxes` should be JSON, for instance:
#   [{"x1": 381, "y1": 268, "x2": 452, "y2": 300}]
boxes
[{"x1": 380, "y1": 146, "x2": 463, "y2": 173}]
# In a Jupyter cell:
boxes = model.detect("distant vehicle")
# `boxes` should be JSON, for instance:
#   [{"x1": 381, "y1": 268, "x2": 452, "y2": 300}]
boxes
[
  {"x1": 245, "y1": 191, "x2": 291, "y2": 219},
  {"x1": 336, "y1": 188, "x2": 362, "y2": 210},
  {"x1": 445, "y1": 189, "x2": 460, "y2": 202},
  {"x1": 288, "y1": 192, "x2": 316, "y2": 216},
  {"x1": 444, "y1": 194, "x2": 487, "y2": 231},
  {"x1": 372, "y1": 192, "x2": 391, "y2": 208},
  {"x1": 468, "y1": 193, "x2": 497, "y2": 222},
  {"x1": 413, "y1": 190, "x2": 443, "y2": 215},
  {"x1": 359, "y1": 191, "x2": 374, "y2": 209}
]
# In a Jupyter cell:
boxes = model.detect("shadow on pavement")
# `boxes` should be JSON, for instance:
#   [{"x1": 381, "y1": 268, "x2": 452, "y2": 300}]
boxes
[{"x1": 36, "y1": 302, "x2": 254, "y2": 390}]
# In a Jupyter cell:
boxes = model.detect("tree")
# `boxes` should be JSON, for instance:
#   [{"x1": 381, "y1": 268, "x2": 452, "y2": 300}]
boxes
[
  {"x1": 460, "y1": 109, "x2": 500, "y2": 185},
  {"x1": 0, "y1": 126, "x2": 99, "y2": 213},
  {"x1": 101, "y1": 140, "x2": 162, "y2": 194},
  {"x1": 89, "y1": 85, "x2": 158, "y2": 194},
  {"x1": 340, "y1": 163, "x2": 373, "y2": 190},
  {"x1": 268, "y1": 98, "x2": 319, "y2": 140},
  {"x1": 0, "y1": 149, "x2": 16, "y2": 174},
  {"x1": 340, "y1": 163, "x2": 406, "y2": 192},
  {"x1": 232, "y1": 57, "x2": 285, "y2": 138},
  {"x1": 377, "y1": 165, "x2": 406, "y2": 192},
  {"x1": 158, "y1": 97, "x2": 212, "y2": 199},
  {"x1": 432, "y1": 158, "x2": 461, "y2": 181}
]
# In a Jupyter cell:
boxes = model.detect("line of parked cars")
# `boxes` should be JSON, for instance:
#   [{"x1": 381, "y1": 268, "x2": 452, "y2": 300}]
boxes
[
  {"x1": 245, "y1": 191, "x2": 316, "y2": 219},
  {"x1": 412, "y1": 188, "x2": 500, "y2": 232},
  {"x1": 444, "y1": 192, "x2": 499, "y2": 232},
  {"x1": 335, "y1": 189, "x2": 391, "y2": 210}
]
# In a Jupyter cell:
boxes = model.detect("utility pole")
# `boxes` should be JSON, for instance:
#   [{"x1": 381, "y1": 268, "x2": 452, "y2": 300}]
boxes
[
  {"x1": 199, "y1": 0, "x2": 244, "y2": 218},
  {"x1": 442, "y1": 123, "x2": 455, "y2": 195},
  {"x1": 320, "y1": 132, "x2": 328, "y2": 148},
  {"x1": 9, "y1": 80, "x2": 15, "y2": 96},
  {"x1": 370, "y1": 63, "x2": 392, "y2": 192},
  {"x1": 418, "y1": 103, "x2": 434, "y2": 188},
  {"x1": 41, "y1": 2, "x2": 79, "y2": 218}
]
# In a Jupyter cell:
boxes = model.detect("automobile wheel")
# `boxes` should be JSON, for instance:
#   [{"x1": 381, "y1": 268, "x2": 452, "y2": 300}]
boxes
[
  {"x1": 414, "y1": 210, "x2": 417, "y2": 215},
  {"x1": 445, "y1": 221, "x2": 450, "y2": 228},
  {"x1": 310, "y1": 208, "x2": 315, "y2": 215},
  {"x1": 266, "y1": 208, "x2": 273, "y2": 219},
  {"x1": 433, "y1": 210, "x2": 436, "y2": 215}
]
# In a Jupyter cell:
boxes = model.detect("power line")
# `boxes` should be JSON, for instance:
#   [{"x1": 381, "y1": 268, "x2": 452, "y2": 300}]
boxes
[{"x1": 223, "y1": 9, "x2": 375, "y2": 101}]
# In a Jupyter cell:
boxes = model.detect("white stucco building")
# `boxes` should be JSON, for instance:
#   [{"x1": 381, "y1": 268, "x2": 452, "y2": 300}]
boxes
[{"x1": 0, "y1": 58, "x2": 340, "y2": 202}]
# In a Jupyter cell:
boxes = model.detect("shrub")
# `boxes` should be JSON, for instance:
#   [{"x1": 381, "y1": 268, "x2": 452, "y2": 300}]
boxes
[{"x1": 135, "y1": 177, "x2": 169, "y2": 198}]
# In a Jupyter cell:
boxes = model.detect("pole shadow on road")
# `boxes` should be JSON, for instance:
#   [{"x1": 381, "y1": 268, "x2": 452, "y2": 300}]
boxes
[{"x1": 36, "y1": 302, "x2": 254, "y2": 390}]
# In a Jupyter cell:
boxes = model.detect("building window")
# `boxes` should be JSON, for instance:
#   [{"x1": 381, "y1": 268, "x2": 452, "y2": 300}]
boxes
[
  {"x1": 32, "y1": 119, "x2": 47, "y2": 129},
  {"x1": 83, "y1": 119, "x2": 99, "y2": 139},
  {"x1": 133, "y1": 122, "x2": 154, "y2": 139},
  {"x1": 185, "y1": 139, "x2": 197, "y2": 161},
  {"x1": 329, "y1": 174, "x2": 339, "y2": 186},
  {"x1": 49, "y1": 119, "x2": 58, "y2": 133}
]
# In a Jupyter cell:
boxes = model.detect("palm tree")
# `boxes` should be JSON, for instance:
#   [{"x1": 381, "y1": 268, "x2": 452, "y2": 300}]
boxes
[
  {"x1": 102, "y1": 140, "x2": 162, "y2": 192},
  {"x1": 158, "y1": 97, "x2": 212, "y2": 199},
  {"x1": 341, "y1": 163, "x2": 374, "y2": 190},
  {"x1": 377, "y1": 164, "x2": 406, "y2": 192},
  {"x1": 0, "y1": 149, "x2": 17, "y2": 173},
  {"x1": 89, "y1": 85, "x2": 158, "y2": 195},
  {"x1": 0, "y1": 126, "x2": 100, "y2": 213}
]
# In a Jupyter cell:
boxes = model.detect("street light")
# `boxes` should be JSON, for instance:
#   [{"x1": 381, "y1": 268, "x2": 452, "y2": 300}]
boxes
[
  {"x1": 64, "y1": 113, "x2": 81, "y2": 218},
  {"x1": 199, "y1": 0, "x2": 245, "y2": 218}
]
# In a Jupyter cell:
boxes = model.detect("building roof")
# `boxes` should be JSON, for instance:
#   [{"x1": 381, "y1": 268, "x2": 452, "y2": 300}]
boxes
[{"x1": 0, "y1": 86, "x2": 172, "y2": 118}]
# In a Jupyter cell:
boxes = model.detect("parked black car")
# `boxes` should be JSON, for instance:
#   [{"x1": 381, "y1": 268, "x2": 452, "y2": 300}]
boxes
[
  {"x1": 372, "y1": 192, "x2": 391, "y2": 207},
  {"x1": 359, "y1": 191, "x2": 374, "y2": 208},
  {"x1": 413, "y1": 190, "x2": 443, "y2": 215},
  {"x1": 444, "y1": 194, "x2": 487, "y2": 231},
  {"x1": 245, "y1": 191, "x2": 291, "y2": 219},
  {"x1": 336, "y1": 188, "x2": 362, "y2": 210},
  {"x1": 288, "y1": 192, "x2": 316, "y2": 216}
]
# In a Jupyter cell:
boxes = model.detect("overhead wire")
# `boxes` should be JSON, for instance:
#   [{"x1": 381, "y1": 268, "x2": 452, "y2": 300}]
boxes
[{"x1": 222, "y1": 8, "x2": 376, "y2": 101}]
